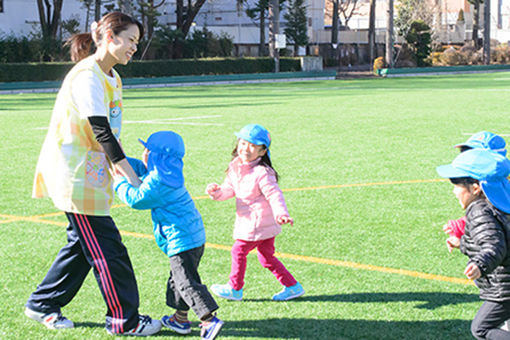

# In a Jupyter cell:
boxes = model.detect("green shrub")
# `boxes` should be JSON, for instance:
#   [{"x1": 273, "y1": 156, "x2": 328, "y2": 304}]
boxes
[{"x1": 0, "y1": 57, "x2": 301, "y2": 82}]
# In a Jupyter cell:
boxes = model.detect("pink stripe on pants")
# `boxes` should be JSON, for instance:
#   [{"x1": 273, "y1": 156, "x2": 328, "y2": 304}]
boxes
[{"x1": 229, "y1": 237, "x2": 297, "y2": 291}]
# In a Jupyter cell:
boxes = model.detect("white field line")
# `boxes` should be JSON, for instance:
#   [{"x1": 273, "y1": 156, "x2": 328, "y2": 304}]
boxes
[
  {"x1": 124, "y1": 114, "x2": 224, "y2": 126},
  {"x1": 34, "y1": 115, "x2": 224, "y2": 130},
  {"x1": 462, "y1": 132, "x2": 510, "y2": 136}
]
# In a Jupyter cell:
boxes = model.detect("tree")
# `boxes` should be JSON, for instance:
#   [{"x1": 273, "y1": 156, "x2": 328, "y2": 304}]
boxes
[
  {"x1": 395, "y1": 0, "x2": 438, "y2": 37},
  {"x1": 368, "y1": 0, "x2": 376, "y2": 64},
  {"x1": 468, "y1": 0, "x2": 484, "y2": 48},
  {"x1": 483, "y1": 0, "x2": 490, "y2": 64},
  {"x1": 36, "y1": 0, "x2": 64, "y2": 40},
  {"x1": 245, "y1": 0, "x2": 285, "y2": 56},
  {"x1": 137, "y1": 0, "x2": 166, "y2": 42},
  {"x1": 385, "y1": 0, "x2": 394, "y2": 68},
  {"x1": 78, "y1": 0, "x2": 94, "y2": 32},
  {"x1": 338, "y1": 0, "x2": 360, "y2": 28},
  {"x1": 172, "y1": 0, "x2": 207, "y2": 58},
  {"x1": 394, "y1": 0, "x2": 440, "y2": 61},
  {"x1": 328, "y1": 0, "x2": 361, "y2": 47},
  {"x1": 283, "y1": 0, "x2": 308, "y2": 56},
  {"x1": 405, "y1": 20, "x2": 431, "y2": 66}
]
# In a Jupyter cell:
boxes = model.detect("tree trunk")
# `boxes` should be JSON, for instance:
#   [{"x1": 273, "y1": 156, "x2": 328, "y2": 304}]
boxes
[
  {"x1": 331, "y1": 0, "x2": 339, "y2": 45},
  {"x1": 95, "y1": 0, "x2": 101, "y2": 22},
  {"x1": 36, "y1": 0, "x2": 63, "y2": 40},
  {"x1": 483, "y1": 0, "x2": 490, "y2": 64},
  {"x1": 385, "y1": 0, "x2": 394, "y2": 68},
  {"x1": 472, "y1": 2, "x2": 480, "y2": 48},
  {"x1": 259, "y1": 14, "x2": 265, "y2": 56},
  {"x1": 368, "y1": 0, "x2": 376, "y2": 66},
  {"x1": 268, "y1": 0, "x2": 280, "y2": 72},
  {"x1": 49, "y1": 0, "x2": 63, "y2": 38},
  {"x1": 173, "y1": 0, "x2": 207, "y2": 58}
]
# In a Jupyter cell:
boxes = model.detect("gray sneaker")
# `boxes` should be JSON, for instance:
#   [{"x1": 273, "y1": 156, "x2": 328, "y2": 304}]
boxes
[{"x1": 24, "y1": 307, "x2": 74, "y2": 329}]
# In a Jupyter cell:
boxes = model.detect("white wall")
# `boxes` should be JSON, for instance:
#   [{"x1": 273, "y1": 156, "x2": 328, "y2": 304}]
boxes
[{"x1": 0, "y1": 0, "x2": 87, "y2": 37}]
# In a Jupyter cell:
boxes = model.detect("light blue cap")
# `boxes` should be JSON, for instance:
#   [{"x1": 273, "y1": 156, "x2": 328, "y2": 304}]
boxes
[
  {"x1": 235, "y1": 124, "x2": 271, "y2": 159},
  {"x1": 455, "y1": 131, "x2": 507, "y2": 156},
  {"x1": 437, "y1": 148, "x2": 510, "y2": 213}
]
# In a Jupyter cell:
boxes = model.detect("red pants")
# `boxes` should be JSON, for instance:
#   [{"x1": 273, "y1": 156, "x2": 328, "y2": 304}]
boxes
[{"x1": 229, "y1": 237, "x2": 297, "y2": 291}]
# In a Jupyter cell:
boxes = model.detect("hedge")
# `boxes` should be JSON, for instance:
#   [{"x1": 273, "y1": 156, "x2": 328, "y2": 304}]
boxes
[{"x1": 0, "y1": 57, "x2": 301, "y2": 82}]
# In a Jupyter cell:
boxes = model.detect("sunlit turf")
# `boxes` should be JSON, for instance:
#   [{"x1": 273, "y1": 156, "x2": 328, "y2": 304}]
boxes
[{"x1": 2, "y1": 72, "x2": 510, "y2": 339}]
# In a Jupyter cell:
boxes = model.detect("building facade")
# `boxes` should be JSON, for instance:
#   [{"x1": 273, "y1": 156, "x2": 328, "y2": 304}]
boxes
[{"x1": 0, "y1": 0, "x2": 509, "y2": 54}]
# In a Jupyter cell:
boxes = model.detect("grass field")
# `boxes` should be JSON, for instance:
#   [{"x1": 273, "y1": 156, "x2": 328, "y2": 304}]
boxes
[{"x1": 1, "y1": 72, "x2": 510, "y2": 339}]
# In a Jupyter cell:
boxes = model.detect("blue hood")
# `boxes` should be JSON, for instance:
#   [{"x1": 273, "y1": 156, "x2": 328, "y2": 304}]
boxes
[{"x1": 139, "y1": 131, "x2": 185, "y2": 188}]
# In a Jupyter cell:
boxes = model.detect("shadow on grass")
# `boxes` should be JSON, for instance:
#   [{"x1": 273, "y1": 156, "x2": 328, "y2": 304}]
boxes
[
  {"x1": 245, "y1": 291, "x2": 480, "y2": 310},
  {"x1": 72, "y1": 318, "x2": 472, "y2": 339},
  {"x1": 220, "y1": 318, "x2": 472, "y2": 339}
]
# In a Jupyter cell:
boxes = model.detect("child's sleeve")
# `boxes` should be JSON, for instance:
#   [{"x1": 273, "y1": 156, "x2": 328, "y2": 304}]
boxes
[
  {"x1": 114, "y1": 172, "x2": 161, "y2": 210},
  {"x1": 447, "y1": 216, "x2": 466, "y2": 238},
  {"x1": 126, "y1": 157, "x2": 148, "y2": 178},
  {"x1": 258, "y1": 169, "x2": 289, "y2": 218},
  {"x1": 465, "y1": 213, "x2": 507, "y2": 276},
  {"x1": 210, "y1": 173, "x2": 236, "y2": 201}
]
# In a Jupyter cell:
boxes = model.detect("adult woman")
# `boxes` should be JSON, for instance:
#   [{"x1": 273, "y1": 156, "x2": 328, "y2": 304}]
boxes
[{"x1": 25, "y1": 12, "x2": 161, "y2": 336}]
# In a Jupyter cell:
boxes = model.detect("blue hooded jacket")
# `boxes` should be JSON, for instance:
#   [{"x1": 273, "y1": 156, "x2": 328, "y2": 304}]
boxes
[{"x1": 114, "y1": 131, "x2": 205, "y2": 257}]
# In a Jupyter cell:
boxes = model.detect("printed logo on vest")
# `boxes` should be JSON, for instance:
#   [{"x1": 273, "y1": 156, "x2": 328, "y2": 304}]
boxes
[
  {"x1": 109, "y1": 99, "x2": 122, "y2": 139},
  {"x1": 86, "y1": 151, "x2": 107, "y2": 187}
]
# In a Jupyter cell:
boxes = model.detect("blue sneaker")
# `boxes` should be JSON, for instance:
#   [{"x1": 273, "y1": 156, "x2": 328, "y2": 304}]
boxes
[
  {"x1": 272, "y1": 282, "x2": 305, "y2": 301},
  {"x1": 161, "y1": 314, "x2": 191, "y2": 335},
  {"x1": 210, "y1": 284, "x2": 243, "y2": 301},
  {"x1": 200, "y1": 316, "x2": 223, "y2": 340}
]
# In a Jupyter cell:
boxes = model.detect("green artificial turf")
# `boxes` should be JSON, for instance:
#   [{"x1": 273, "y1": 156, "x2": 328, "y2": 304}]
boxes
[{"x1": 2, "y1": 72, "x2": 509, "y2": 339}]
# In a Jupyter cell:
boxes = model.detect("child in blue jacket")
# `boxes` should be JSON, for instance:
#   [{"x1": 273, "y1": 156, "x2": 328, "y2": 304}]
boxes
[{"x1": 114, "y1": 131, "x2": 223, "y2": 340}]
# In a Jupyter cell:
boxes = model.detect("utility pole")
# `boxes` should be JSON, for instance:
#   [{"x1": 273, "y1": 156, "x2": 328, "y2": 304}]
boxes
[
  {"x1": 269, "y1": 0, "x2": 280, "y2": 72},
  {"x1": 483, "y1": 0, "x2": 491, "y2": 65},
  {"x1": 385, "y1": 0, "x2": 394, "y2": 68}
]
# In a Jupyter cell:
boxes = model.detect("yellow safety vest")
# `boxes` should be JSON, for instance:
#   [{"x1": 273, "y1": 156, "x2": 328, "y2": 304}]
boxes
[{"x1": 32, "y1": 56, "x2": 123, "y2": 216}]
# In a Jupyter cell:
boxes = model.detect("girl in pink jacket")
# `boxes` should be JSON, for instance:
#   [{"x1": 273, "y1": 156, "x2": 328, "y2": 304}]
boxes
[{"x1": 206, "y1": 124, "x2": 304, "y2": 301}]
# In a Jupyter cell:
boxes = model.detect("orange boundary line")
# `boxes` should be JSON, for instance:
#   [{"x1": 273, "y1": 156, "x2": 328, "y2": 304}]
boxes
[{"x1": 2, "y1": 178, "x2": 470, "y2": 286}]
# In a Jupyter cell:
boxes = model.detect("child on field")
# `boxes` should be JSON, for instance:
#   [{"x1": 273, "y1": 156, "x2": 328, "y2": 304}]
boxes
[
  {"x1": 437, "y1": 148, "x2": 510, "y2": 339},
  {"x1": 114, "y1": 131, "x2": 223, "y2": 340},
  {"x1": 443, "y1": 132, "x2": 507, "y2": 244},
  {"x1": 206, "y1": 124, "x2": 304, "y2": 301}
]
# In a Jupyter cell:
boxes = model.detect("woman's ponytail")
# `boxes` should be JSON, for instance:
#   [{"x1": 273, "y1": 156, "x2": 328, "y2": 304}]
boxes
[{"x1": 65, "y1": 33, "x2": 94, "y2": 62}]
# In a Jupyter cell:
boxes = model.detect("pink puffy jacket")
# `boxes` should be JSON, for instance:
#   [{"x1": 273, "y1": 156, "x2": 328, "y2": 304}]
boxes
[{"x1": 209, "y1": 157, "x2": 289, "y2": 241}]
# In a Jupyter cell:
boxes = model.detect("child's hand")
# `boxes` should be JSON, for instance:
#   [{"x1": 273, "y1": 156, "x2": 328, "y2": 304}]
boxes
[
  {"x1": 206, "y1": 183, "x2": 220, "y2": 196},
  {"x1": 443, "y1": 223, "x2": 453, "y2": 234},
  {"x1": 446, "y1": 236, "x2": 460, "y2": 253},
  {"x1": 464, "y1": 262, "x2": 481, "y2": 280},
  {"x1": 277, "y1": 215, "x2": 294, "y2": 226},
  {"x1": 109, "y1": 166, "x2": 124, "y2": 180}
]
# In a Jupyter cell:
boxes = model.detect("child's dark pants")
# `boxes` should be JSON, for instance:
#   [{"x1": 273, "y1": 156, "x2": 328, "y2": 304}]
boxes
[
  {"x1": 25, "y1": 213, "x2": 140, "y2": 334},
  {"x1": 471, "y1": 300, "x2": 510, "y2": 340},
  {"x1": 166, "y1": 245, "x2": 218, "y2": 320}
]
